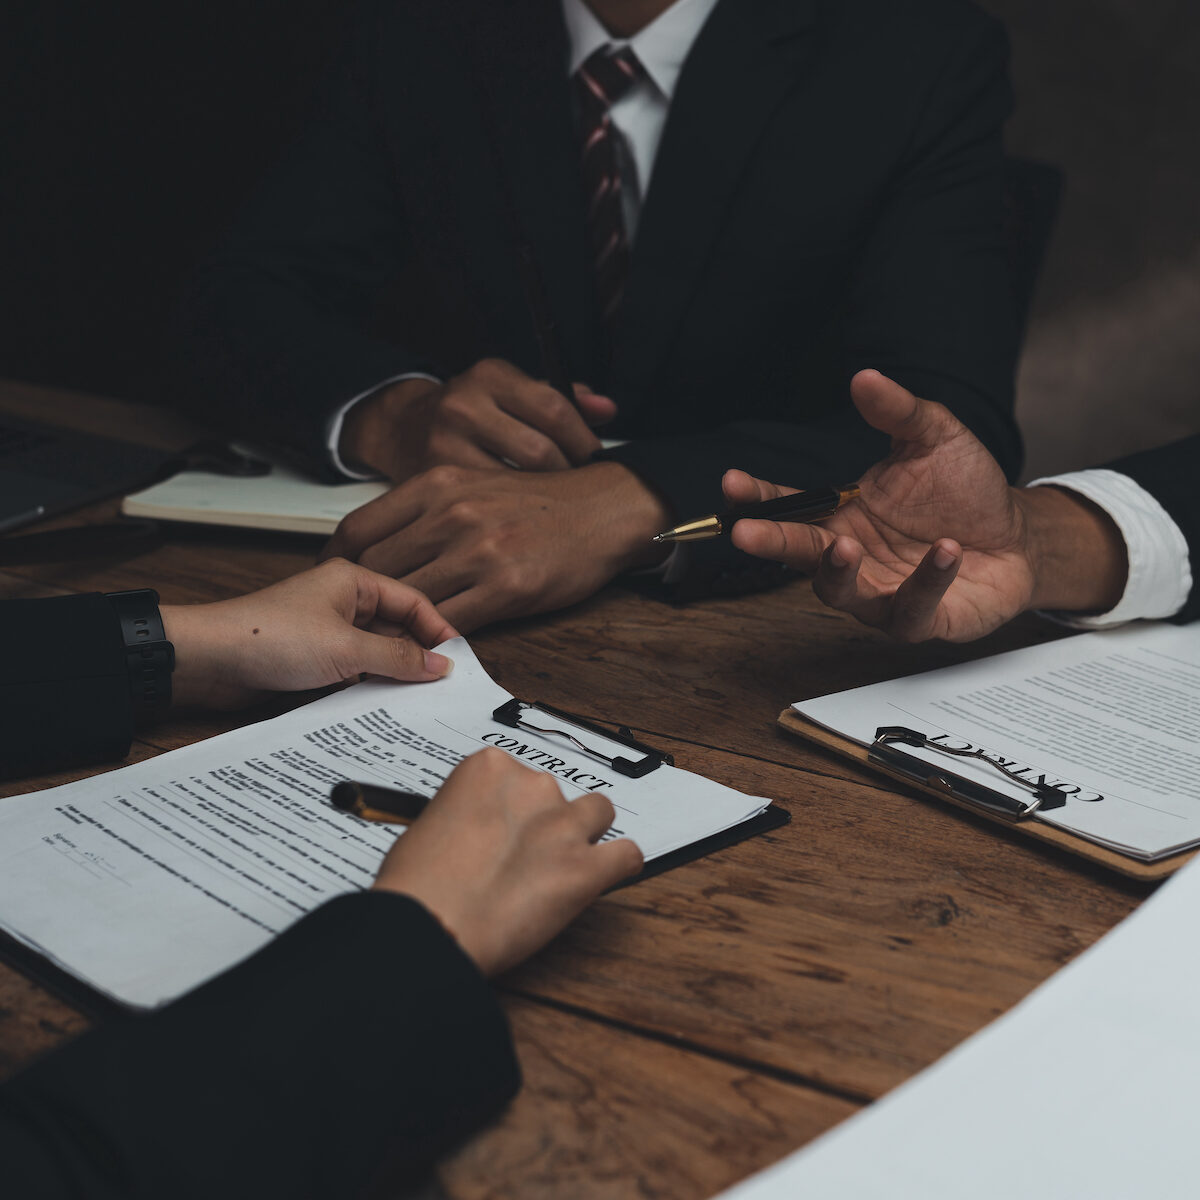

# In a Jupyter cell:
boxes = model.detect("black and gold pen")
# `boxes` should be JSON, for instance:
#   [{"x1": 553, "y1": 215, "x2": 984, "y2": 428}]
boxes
[
  {"x1": 652, "y1": 484, "x2": 861, "y2": 545},
  {"x1": 330, "y1": 781, "x2": 429, "y2": 825}
]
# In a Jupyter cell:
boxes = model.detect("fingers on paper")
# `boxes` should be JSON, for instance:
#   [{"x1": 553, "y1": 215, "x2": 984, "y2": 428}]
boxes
[
  {"x1": 349, "y1": 627, "x2": 453, "y2": 682},
  {"x1": 362, "y1": 572, "x2": 458, "y2": 646},
  {"x1": 593, "y1": 835, "x2": 644, "y2": 887}
]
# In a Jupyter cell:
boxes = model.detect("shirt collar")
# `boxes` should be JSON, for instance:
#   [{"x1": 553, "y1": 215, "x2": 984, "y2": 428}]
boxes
[{"x1": 561, "y1": 0, "x2": 720, "y2": 100}]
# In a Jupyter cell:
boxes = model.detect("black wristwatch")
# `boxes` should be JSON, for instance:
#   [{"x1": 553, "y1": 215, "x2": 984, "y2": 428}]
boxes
[{"x1": 105, "y1": 588, "x2": 175, "y2": 723}]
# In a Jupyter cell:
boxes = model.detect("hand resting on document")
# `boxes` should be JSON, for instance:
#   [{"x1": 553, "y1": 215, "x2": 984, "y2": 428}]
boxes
[
  {"x1": 373, "y1": 748, "x2": 644, "y2": 975},
  {"x1": 161, "y1": 558, "x2": 458, "y2": 709},
  {"x1": 724, "y1": 370, "x2": 1128, "y2": 643}
]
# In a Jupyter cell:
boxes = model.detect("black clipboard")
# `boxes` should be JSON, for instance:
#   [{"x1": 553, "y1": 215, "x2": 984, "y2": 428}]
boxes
[{"x1": 494, "y1": 696, "x2": 791, "y2": 887}]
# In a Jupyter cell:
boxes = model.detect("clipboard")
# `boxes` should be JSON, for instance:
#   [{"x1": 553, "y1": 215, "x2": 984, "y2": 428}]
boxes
[
  {"x1": 0, "y1": 701, "x2": 790, "y2": 1022},
  {"x1": 495, "y1": 697, "x2": 791, "y2": 887},
  {"x1": 777, "y1": 708, "x2": 1193, "y2": 881}
]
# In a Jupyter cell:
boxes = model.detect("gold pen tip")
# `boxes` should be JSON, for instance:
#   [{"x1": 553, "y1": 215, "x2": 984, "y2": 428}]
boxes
[{"x1": 651, "y1": 532, "x2": 667, "y2": 543}]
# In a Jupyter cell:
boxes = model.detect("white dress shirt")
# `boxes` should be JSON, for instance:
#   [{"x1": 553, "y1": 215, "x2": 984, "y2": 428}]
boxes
[
  {"x1": 562, "y1": 0, "x2": 719, "y2": 239},
  {"x1": 1029, "y1": 469, "x2": 1193, "y2": 625},
  {"x1": 325, "y1": 0, "x2": 719, "y2": 477}
]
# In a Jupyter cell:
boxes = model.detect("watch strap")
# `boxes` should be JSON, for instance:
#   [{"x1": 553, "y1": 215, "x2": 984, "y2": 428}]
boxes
[{"x1": 105, "y1": 588, "x2": 175, "y2": 721}]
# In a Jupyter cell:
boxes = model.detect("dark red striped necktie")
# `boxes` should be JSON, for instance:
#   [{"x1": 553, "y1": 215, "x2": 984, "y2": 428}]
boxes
[{"x1": 573, "y1": 45, "x2": 644, "y2": 328}]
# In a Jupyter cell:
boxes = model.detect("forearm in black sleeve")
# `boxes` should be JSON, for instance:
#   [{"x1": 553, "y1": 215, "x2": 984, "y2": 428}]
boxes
[
  {"x1": 1103, "y1": 434, "x2": 1200, "y2": 623},
  {"x1": 175, "y1": 0, "x2": 433, "y2": 476},
  {"x1": 1, "y1": 891, "x2": 520, "y2": 1200},
  {"x1": 0, "y1": 594, "x2": 132, "y2": 780},
  {"x1": 602, "y1": 407, "x2": 890, "y2": 597},
  {"x1": 841, "y1": 13, "x2": 1022, "y2": 477}
]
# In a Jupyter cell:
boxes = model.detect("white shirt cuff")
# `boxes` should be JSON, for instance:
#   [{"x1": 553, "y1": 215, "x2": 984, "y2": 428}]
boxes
[
  {"x1": 324, "y1": 372, "x2": 440, "y2": 479},
  {"x1": 1028, "y1": 468, "x2": 1193, "y2": 627}
]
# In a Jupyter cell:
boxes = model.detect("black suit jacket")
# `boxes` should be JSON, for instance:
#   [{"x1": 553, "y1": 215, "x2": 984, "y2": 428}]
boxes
[
  {"x1": 180, "y1": 0, "x2": 1022, "y2": 556},
  {"x1": 3, "y1": 893, "x2": 519, "y2": 1199},
  {"x1": 1105, "y1": 434, "x2": 1200, "y2": 623},
  {"x1": 0, "y1": 596, "x2": 519, "y2": 1196},
  {"x1": 0, "y1": 594, "x2": 133, "y2": 780}
]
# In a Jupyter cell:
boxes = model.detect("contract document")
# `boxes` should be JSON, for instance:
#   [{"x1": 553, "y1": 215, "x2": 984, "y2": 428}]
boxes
[
  {"x1": 715, "y1": 848, "x2": 1200, "y2": 1200},
  {"x1": 0, "y1": 639, "x2": 769, "y2": 1009},
  {"x1": 795, "y1": 621, "x2": 1200, "y2": 861}
]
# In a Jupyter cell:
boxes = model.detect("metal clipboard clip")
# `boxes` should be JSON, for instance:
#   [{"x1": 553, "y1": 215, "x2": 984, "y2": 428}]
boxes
[
  {"x1": 868, "y1": 725, "x2": 1068, "y2": 823},
  {"x1": 492, "y1": 699, "x2": 673, "y2": 778}
]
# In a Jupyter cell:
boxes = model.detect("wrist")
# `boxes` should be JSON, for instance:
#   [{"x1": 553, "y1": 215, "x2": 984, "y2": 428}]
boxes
[
  {"x1": 160, "y1": 603, "x2": 245, "y2": 709},
  {"x1": 340, "y1": 378, "x2": 438, "y2": 476},
  {"x1": 1018, "y1": 485, "x2": 1129, "y2": 613},
  {"x1": 580, "y1": 461, "x2": 673, "y2": 572}
]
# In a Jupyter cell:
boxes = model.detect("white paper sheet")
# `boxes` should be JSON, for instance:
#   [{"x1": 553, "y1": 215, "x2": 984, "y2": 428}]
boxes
[
  {"x1": 715, "y1": 851, "x2": 1200, "y2": 1200},
  {"x1": 796, "y1": 622, "x2": 1200, "y2": 860},
  {"x1": 0, "y1": 639, "x2": 768, "y2": 1008}
]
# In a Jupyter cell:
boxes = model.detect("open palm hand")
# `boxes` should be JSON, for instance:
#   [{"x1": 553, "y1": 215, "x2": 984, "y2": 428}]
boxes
[{"x1": 726, "y1": 370, "x2": 1036, "y2": 642}]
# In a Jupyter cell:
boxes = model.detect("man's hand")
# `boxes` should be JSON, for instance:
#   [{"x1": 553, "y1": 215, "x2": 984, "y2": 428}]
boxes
[
  {"x1": 162, "y1": 559, "x2": 457, "y2": 709},
  {"x1": 725, "y1": 370, "x2": 1128, "y2": 642},
  {"x1": 321, "y1": 461, "x2": 671, "y2": 633},
  {"x1": 372, "y1": 748, "x2": 643, "y2": 976},
  {"x1": 340, "y1": 359, "x2": 618, "y2": 480}
]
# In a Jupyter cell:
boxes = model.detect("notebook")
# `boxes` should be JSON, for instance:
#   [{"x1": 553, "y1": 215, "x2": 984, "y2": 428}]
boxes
[
  {"x1": 122, "y1": 440, "x2": 630, "y2": 536},
  {"x1": 122, "y1": 460, "x2": 388, "y2": 536}
]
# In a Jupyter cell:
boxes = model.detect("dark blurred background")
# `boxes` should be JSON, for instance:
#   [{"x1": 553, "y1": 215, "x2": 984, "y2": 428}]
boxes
[{"x1": 3, "y1": 0, "x2": 1199, "y2": 478}]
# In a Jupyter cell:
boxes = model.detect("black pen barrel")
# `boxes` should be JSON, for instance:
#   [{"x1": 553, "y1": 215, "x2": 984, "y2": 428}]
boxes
[
  {"x1": 331, "y1": 781, "x2": 429, "y2": 821},
  {"x1": 735, "y1": 487, "x2": 843, "y2": 524}
]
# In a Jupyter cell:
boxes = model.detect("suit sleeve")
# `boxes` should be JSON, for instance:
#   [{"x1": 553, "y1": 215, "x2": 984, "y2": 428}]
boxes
[
  {"x1": 0, "y1": 594, "x2": 132, "y2": 780},
  {"x1": 175, "y1": 0, "x2": 432, "y2": 476},
  {"x1": 601, "y1": 12, "x2": 1021, "y2": 594},
  {"x1": 1, "y1": 891, "x2": 520, "y2": 1199},
  {"x1": 1104, "y1": 434, "x2": 1200, "y2": 623},
  {"x1": 839, "y1": 12, "x2": 1021, "y2": 476}
]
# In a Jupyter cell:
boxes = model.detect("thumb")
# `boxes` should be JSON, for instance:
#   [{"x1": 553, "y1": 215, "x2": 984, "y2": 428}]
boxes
[
  {"x1": 573, "y1": 383, "x2": 618, "y2": 426},
  {"x1": 850, "y1": 369, "x2": 957, "y2": 452},
  {"x1": 347, "y1": 628, "x2": 454, "y2": 683}
]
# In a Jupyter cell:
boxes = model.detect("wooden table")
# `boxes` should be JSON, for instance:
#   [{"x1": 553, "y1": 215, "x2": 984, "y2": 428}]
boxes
[{"x1": 0, "y1": 381, "x2": 1155, "y2": 1198}]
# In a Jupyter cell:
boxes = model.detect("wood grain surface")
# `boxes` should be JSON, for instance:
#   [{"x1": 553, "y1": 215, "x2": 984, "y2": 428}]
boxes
[{"x1": 0, "y1": 382, "x2": 1150, "y2": 1197}]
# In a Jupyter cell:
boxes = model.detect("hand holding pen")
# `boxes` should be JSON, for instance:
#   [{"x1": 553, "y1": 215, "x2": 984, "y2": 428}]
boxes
[
  {"x1": 717, "y1": 369, "x2": 1059, "y2": 644},
  {"x1": 652, "y1": 484, "x2": 861, "y2": 545}
]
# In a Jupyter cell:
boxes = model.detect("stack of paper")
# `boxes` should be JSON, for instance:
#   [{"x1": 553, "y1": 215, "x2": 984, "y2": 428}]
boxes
[
  {"x1": 796, "y1": 622, "x2": 1200, "y2": 861},
  {"x1": 0, "y1": 640, "x2": 769, "y2": 1008}
]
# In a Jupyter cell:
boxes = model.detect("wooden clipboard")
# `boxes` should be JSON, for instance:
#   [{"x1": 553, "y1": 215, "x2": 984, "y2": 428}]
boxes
[{"x1": 778, "y1": 708, "x2": 1194, "y2": 881}]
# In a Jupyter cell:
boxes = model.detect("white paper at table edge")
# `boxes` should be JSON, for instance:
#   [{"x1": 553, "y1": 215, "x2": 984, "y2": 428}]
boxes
[{"x1": 712, "y1": 853, "x2": 1200, "y2": 1199}]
